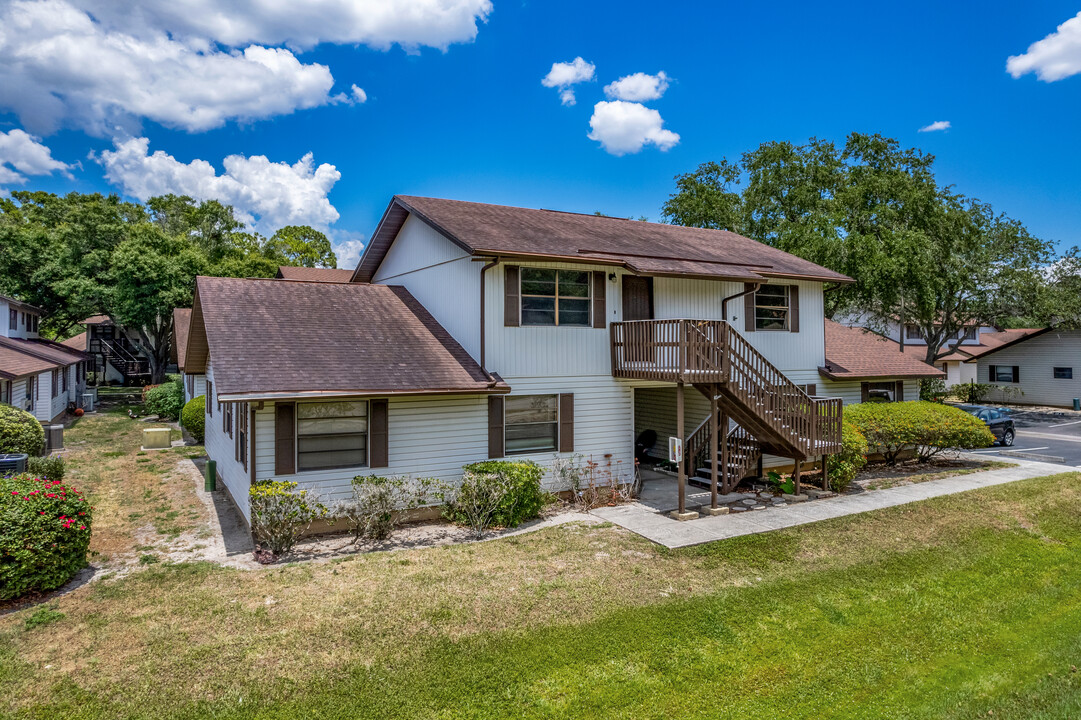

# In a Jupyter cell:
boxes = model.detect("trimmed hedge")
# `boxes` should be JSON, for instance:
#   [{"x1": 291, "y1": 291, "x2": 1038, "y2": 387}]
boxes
[
  {"x1": 181, "y1": 395, "x2": 205, "y2": 443},
  {"x1": 144, "y1": 376, "x2": 184, "y2": 421},
  {"x1": 445, "y1": 460, "x2": 547, "y2": 529},
  {"x1": 26, "y1": 455, "x2": 65, "y2": 483},
  {"x1": 0, "y1": 403, "x2": 44, "y2": 456},
  {"x1": 845, "y1": 401, "x2": 994, "y2": 465},
  {"x1": 0, "y1": 473, "x2": 93, "y2": 600},
  {"x1": 826, "y1": 421, "x2": 868, "y2": 492}
]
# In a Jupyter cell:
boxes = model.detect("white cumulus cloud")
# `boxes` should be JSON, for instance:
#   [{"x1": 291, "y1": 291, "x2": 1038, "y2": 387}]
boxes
[
  {"x1": 98, "y1": 137, "x2": 341, "y2": 234},
  {"x1": 70, "y1": 0, "x2": 493, "y2": 52},
  {"x1": 351, "y1": 85, "x2": 368, "y2": 103},
  {"x1": 918, "y1": 120, "x2": 951, "y2": 133},
  {"x1": 330, "y1": 229, "x2": 367, "y2": 269},
  {"x1": 587, "y1": 101, "x2": 680, "y2": 156},
  {"x1": 1007, "y1": 12, "x2": 1081, "y2": 81},
  {"x1": 0, "y1": 129, "x2": 73, "y2": 188},
  {"x1": 0, "y1": 0, "x2": 336, "y2": 135},
  {"x1": 603, "y1": 71, "x2": 670, "y2": 101},
  {"x1": 542, "y1": 57, "x2": 595, "y2": 106}
]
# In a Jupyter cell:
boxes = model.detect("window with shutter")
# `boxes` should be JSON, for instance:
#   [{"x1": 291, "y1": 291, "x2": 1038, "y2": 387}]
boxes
[
  {"x1": 274, "y1": 403, "x2": 296, "y2": 475},
  {"x1": 488, "y1": 396, "x2": 505, "y2": 458}
]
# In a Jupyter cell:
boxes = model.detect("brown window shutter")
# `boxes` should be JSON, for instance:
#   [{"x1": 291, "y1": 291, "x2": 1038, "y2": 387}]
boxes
[
  {"x1": 207, "y1": 381, "x2": 213, "y2": 416},
  {"x1": 248, "y1": 406, "x2": 256, "y2": 480},
  {"x1": 789, "y1": 285, "x2": 800, "y2": 332},
  {"x1": 234, "y1": 407, "x2": 240, "y2": 461},
  {"x1": 274, "y1": 402, "x2": 296, "y2": 475},
  {"x1": 894, "y1": 380, "x2": 905, "y2": 402},
  {"x1": 1012, "y1": 366, "x2": 1020, "y2": 383},
  {"x1": 370, "y1": 399, "x2": 389, "y2": 468},
  {"x1": 559, "y1": 393, "x2": 574, "y2": 452},
  {"x1": 488, "y1": 396, "x2": 505, "y2": 458},
  {"x1": 988, "y1": 365, "x2": 996, "y2": 383},
  {"x1": 744, "y1": 283, "x2": 756, "y2": 332},
  {"x1": 504, "y1": 265, "x2": 520, "y2": 327},
  {"x1": 860, "y1": 382, "x2": 869, "y2": 403},
  {"x1": 592, "y1": 271, "x2": 606, "y2": 329}
]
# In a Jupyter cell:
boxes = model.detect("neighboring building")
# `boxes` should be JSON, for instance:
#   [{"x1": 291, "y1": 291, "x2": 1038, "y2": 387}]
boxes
[
  {"x1": 171, "y1": 308, "x2": 205, "y2": 404},
  {"x1": 838, "y1": 313, "x2": 1041, "y2": 388},
  {"x1": 973, "y1": 327, "x2": 1081, "y2": 408},
  {"x1": 818, "y1": 320, "x2": 943, "y2": 402},
  {"x1": 69, "y1": 315, "x2": 152, "y2": 386},
  {"x1": 274, "y1": 266, "x2": 354, "y2": 283},
  {"x1": 0, "y1": 295, "x2": 89, "y2": 424},
  {"x1": 189, "y1": 195, "x2": 928, "y2": 525}
]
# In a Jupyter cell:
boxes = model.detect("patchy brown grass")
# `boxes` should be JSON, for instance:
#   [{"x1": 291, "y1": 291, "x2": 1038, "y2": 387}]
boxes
[
  {"x1": 858, "y1": 458, "x2": 1016, "y2": 491},
  {"x1": 61, "y1": 410, "x2": 208, "y2": 563}
]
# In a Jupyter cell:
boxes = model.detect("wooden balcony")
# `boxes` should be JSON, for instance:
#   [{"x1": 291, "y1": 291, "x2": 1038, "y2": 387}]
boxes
[{"x1": 611, "y1": 319, "x2": 843, "y2": 458}]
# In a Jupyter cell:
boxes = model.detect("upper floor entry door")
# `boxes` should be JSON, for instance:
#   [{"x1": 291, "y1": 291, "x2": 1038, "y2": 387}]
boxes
[{"x1": 622, "y1": 276, "x2": 654, "y2": 321}]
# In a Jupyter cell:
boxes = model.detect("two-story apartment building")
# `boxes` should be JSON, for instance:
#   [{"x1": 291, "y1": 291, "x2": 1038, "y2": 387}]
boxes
[
  {"x1": 0, "y1": 295, "x2": 88, "y2": 425},
  {"x1": 183, "y1": 196, "x2": 940, "y2": 524}
]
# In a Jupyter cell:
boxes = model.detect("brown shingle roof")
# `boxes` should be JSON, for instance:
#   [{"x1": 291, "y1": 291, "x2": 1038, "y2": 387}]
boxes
[
  {"x1": 0, "y1": 336, "x2": 86, "y2": 367},
  {"x1": 275, "y1": 266, "x2": 355, "y2": 283},
  {"x1": 61, "y1": 332, "x2": 87, "y2": 351},
  {"x1": 172, "y1": 308, "x2": 191, "y2": 369},
  {"x1": 187, "y1": 276, "x2": 508, "y2": 399},
  {"x1": 0, "y1": 344, "x2": 58, "y2": 380},
  {"x1": 954, "y1": 328, "x2": 1046, "y2": 360},
  {"x1": 353, "y1": 196, "x2": 853, "y2": 284},
  {"x1": 821, "y1": 320, "x2": 944, "y2": 381},
  {"x1": 81, "y1": 315, "x2": 111, "y2": 325}
]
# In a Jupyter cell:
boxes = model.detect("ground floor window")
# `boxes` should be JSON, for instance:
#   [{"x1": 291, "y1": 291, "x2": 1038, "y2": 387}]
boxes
[
  {"x1": 991, "y1": 365, "x2": 1019, "y2": 383},
  {"x1": 0, "y1": 380, "x2": 10, "y2": 405},
  {"x1": 505, "y1": 394, "x2": 559, "y2": 454},
  {"x1": 863, "y1": 381, "x2": 900, "y2": 403},
  {"x1": 26, "y1": 376, "x2": 36, "y2": 411},
  {"x1": 1054, "y1": 367, "x2": 1073, "y2": 379},
  {"x1": 297, "y1": 400, "x2": 368, "y2": 471}
]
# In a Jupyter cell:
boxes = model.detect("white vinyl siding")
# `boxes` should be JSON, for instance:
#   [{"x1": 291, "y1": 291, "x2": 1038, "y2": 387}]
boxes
[
  {"x1": 977, "y1": 330, "x2": 1081, "y2": 407},
  {"x1": 203, "y1": 362, "x2": 252, "y2": 522}
]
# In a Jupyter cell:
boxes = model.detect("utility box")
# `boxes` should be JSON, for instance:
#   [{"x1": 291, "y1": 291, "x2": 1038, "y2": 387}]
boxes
[
  {"x1": 142, "y1": 427, "x2": 172, "y2": 450},
  {"x1": 44, "y1": 425, "x2": 64, "y2": 452}
]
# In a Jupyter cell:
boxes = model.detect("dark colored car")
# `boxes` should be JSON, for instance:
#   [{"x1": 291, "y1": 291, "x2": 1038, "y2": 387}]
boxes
[{"x1": 958, "y1": 404, "x2": 1015, "y2": 446}]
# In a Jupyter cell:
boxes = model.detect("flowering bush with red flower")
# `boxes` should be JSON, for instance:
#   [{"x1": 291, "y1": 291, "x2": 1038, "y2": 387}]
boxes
[{"x1": 1, "y1": 473, "x2": 93, "y2": 600}]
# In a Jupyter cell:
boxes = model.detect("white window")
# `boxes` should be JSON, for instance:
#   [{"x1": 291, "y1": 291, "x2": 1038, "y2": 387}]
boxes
[
  {"x1": 520, "y1": 269, "x2": 591, "y2": 326},
  {"x1": 754, "y1": 286, "x2": 790, "y2": 330},
  {"x1": 297, "y1": 400, "x2": 368, "y2": 471},
  {"x1": 962, "y1": 326, "x2": 976, "y2": 341},
  {"x1": 505, "y1": 395, "x2": 559, "y2": 455}
]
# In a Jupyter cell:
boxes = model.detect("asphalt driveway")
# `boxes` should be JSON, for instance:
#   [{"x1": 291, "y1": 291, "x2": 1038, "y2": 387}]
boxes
[{"x1": 967, "y1": 407, "x2": 1081, "y2": 467}]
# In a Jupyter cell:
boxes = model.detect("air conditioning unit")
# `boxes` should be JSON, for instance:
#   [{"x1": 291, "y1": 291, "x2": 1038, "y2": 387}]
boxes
[
  {"x1": 81, "y1": 393, "x2": 96, "y2": 412},
  {"x1": 44, "y1": 425, "x2": 64, "y2": 452},
  {"x1": 0, "y1": 453, "x2": 28, "y2": 474}
]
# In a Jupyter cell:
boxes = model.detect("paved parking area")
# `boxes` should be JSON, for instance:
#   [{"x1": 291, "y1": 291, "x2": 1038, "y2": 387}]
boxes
[
  {"x1": 592, "y1": 456, "x2": 1069, "y2": 549},
  {"x1": 969, "y1": 408, "x2": 1081, "y2": 466}
]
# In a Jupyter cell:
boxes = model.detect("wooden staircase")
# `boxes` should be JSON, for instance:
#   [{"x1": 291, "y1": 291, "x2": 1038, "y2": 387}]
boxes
[
  {"x1": 99, "y1": 338, "x2": 151, "y2": 382},
  {"x1": 612, "y1": 318, "x2": 843, "y2": 493}
]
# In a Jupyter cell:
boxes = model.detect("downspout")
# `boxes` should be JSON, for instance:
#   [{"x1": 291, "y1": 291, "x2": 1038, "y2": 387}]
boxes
[
  {"x1": 479, "y1": 256, "x2": 501, "y2": 385},
  {"x1": 722, "y1": 282, "x2": 762, "y2": 324}
]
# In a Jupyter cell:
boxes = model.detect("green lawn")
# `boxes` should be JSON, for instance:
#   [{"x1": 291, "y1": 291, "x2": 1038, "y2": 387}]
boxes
[{"x1": 2, "y1": 415, "x2": 1081, "y2": 718}]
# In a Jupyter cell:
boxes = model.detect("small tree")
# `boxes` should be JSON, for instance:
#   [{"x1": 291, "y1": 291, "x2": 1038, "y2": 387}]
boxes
[{"x1": 0, "y1": 404, "x2": 45, "y2": 456}]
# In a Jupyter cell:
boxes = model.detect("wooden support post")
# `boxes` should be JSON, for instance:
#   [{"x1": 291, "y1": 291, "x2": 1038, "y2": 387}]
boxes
[
  {"x1": 677, "y1": 381, "x2": 686, "y2": 515},
  {"x1": 720, "y1": 408, "x2": 729, "y2": 494},
  {"x1": 709, "y1": 392, "x2": 718, "y2": 508},
  {"x1": 822, "y1": 454, "x2": 829, "y2": 491},
  {"x1": 793, "y1": 459, "x2": 801, "y2": 495}
]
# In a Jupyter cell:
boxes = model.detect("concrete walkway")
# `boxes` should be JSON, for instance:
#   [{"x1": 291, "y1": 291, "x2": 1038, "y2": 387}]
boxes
[{"x1": 591, "y1": 457, "x2": 1071, "y2": 549}]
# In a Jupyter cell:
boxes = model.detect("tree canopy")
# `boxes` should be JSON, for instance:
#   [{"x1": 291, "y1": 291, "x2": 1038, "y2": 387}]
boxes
[
  {"x1": 0, "y1": 191, "x2": 338, "y2": 382},
  {"x1": 662, "y1": 133, "x2": 1069, "y2": 364}
]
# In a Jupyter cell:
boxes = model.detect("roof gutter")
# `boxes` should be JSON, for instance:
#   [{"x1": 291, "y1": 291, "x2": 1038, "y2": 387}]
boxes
[
  {"x1": 218, "y1": 386, "x2": 512, "y2": 403},
  {"x1": 478, "y1": 256, "x2": 501, "y2": 381}
]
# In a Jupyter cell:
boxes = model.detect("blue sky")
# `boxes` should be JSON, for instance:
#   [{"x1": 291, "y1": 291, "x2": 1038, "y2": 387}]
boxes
[{"x1": 1, "y1": 1, "x2": 1080, "y2": 266}]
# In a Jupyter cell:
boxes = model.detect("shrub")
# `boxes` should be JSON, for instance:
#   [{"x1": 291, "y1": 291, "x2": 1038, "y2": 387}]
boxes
[
  {"x1": 144, "y1": 376, "x2": 184, "y2": 420},
  {"x1": 249, "y1": 480, "x2": 327, "y2": 557},
  {"x1": 442, "y1": 460, "x2": 546, "y2": 537},
  {"x1": 826, "y1": 421, "x2": 868, "y2": 492},
  {"x1": 181, "y1": 395, "x2": 205, "y2": 443},
  {"x1": 913, "y1": 403, "x2": 995, "y2": 462},
  {"x1": 846, "y1": 401, "x2": 994, "y2": 465},
  {"x1": 340, "y1": 475, "x2": 433, "y2": 543},
  {"x1": 0, "y1": 473, "x2": 93, "y2": 601},
  {"x1": 0, "y1": 403, "x2": 44, "y2": 456},
  {"x1": 952, "y1": 381, "x2": 992, "y2": 404},
  {"x1": 553, "y1": 453, "x2": 639, "y2": 509},
  {"x1": 26, "y1": 455, "x2": 65, "y2": 483}
]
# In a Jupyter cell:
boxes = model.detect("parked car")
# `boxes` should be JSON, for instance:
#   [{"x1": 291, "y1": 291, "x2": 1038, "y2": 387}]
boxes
[{"x1": 958, "y1": 404, "x2": 1015, "y2": 446}]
